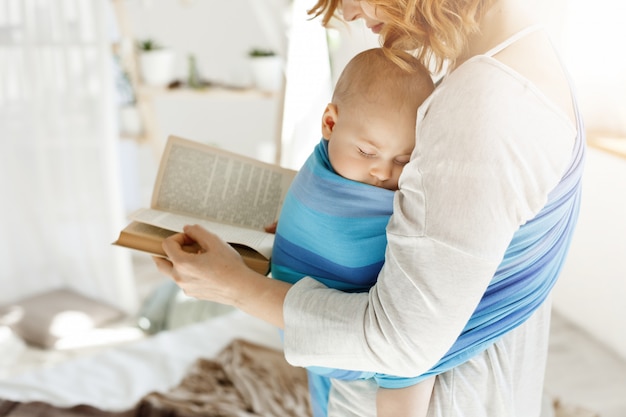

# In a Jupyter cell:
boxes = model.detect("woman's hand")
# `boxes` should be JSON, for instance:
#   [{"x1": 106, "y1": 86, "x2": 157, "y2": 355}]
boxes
[
  {"x1": 152, "y1": 224, "x2": 290, "y2": 328},
  {"x1": 153, "y1": 224, "x2": 247, "y2": 303}
]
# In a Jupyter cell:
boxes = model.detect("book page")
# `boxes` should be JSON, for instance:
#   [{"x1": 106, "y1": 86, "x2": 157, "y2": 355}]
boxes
[
  {"x1": 129, "y1": 208, "x2": 275, "y2": 259},
  {"x1": 152, "y1": 136, "x2": 296, "y2": 231}
]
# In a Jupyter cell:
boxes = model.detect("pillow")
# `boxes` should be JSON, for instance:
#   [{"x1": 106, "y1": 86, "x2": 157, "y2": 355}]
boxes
[{"x1": 0, "y1": 288, "x2": 124, "y2": 349}]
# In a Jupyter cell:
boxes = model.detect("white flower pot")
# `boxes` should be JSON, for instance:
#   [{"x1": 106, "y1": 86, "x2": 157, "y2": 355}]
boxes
[
  {"x1": 139, "y1": 49, "x2": 176, "y2": 87},
  {"x1": 249, "y1": 56, "x2": 283, "y2": 92}
]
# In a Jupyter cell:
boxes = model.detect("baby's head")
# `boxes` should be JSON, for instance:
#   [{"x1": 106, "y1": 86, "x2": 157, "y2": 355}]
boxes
[{"x1": 322, "y1": 48, "x2": 434, "y2": 190}]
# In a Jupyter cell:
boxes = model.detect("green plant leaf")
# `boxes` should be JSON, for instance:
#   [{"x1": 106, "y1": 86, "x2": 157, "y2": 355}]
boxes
[
  {"x1": 248, "y1": 48, "x2": 276, "y2": 57},
  {"x1": 138, "y1": 39, "x2": 163, "y2": 51}
]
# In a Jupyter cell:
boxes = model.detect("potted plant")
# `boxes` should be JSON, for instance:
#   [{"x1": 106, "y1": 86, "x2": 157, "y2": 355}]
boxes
[
  {"x1": 248, "y1": 48, "x2": 283, "y2": 92},
  {"x1": 137, "y1": 38, "x2": 176, "y2": 87}
]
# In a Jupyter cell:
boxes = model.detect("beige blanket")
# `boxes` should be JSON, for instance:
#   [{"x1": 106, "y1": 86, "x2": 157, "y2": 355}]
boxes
[
  {"x1": 0, "y1": 339, "x2": 311, "y2": 417},
  {"x1": 138, "y1": 338, "x2": 311, "y2": 417}
]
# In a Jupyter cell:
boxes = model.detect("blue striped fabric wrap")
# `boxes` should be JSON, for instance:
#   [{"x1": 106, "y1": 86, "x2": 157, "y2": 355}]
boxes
[{"x1": 272, "y1": 139, "x2": 394, "y2": 293}]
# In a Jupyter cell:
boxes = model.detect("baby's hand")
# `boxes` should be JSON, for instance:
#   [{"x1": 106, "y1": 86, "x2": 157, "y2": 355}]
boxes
[{"x1": 264, "y1": 221, "x2": 278, "y2": 234}]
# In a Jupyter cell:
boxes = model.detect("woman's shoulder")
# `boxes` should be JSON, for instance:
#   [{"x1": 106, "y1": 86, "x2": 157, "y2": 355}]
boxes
[
  {"x1": 412, "y1": 56, "x2": 576, "y2": 227},
  {"x1": 433, "y1": 55, "x2": 575, "y2": 131},
  {"x1": 436, "y1": 57, "x2": 540, "y2": 103},
  {"x1": 426, "y1": 57, "x2": 574, "y2": 136}
]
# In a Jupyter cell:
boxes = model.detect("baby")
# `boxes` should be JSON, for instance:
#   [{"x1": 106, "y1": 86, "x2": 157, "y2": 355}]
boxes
[{"x1": 271, "y1": 48, "x2": 435, "y2": 417}]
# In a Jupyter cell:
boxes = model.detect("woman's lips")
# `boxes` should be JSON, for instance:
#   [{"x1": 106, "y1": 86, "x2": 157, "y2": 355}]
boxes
[{"x1": 369, "y1": 23, "x2": 383, "y2": 34}]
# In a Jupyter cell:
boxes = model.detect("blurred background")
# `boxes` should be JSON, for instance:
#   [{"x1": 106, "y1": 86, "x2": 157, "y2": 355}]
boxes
[{"x1": 0, "y1": 0, "x2": 624, "y2": 415}]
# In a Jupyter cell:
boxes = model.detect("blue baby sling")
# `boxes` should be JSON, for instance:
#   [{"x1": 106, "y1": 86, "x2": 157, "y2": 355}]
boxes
[
  {"x1": 272, "y1": 139, "x2": 394, "y2": 293},
  {"x1": 272, "y1": 127, "x2": 585, "y2": 412}
]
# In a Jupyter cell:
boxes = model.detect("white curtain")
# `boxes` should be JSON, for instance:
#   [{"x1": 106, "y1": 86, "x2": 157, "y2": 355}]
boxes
[
  {"x1": 0, "y1": 0, "x2": 136, "y2": 311},
  {"x1": 280, "y1": 0, "x2": 333, "y2": 170}
]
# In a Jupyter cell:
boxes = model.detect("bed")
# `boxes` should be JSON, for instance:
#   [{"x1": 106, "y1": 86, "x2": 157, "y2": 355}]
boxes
[
  {"x1": 0, "y1": 286, "x2": 605, "y2": 417},
  {"x1": 0, "y1": 310, "x2": 311, "y2": 417}
]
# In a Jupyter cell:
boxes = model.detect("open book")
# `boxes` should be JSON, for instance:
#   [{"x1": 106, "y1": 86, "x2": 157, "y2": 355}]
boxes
[{"x1": 113, "y1": 135, "x2": 297, "y2": 275}]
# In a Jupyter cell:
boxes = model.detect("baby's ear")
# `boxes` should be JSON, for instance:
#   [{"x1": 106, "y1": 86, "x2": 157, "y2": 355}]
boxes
[{"x1": 321, "y1": 103, "x2": 338, "y2": 139}]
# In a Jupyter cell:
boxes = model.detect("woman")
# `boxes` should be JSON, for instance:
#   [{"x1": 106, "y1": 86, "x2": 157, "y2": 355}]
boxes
[{"x1": 154, "y1": 0, "x2": 585, "y2": 415}]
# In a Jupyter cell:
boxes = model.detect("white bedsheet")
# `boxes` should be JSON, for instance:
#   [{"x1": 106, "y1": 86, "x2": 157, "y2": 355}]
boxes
[{"x1": 0, "y1": 310, "x2": 281, "y2": 411}]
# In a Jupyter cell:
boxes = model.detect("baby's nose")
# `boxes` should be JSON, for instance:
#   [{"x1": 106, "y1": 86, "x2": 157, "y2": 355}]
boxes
[{"x1": 370, "y1": 162, "x2": 393, "y2": 181}]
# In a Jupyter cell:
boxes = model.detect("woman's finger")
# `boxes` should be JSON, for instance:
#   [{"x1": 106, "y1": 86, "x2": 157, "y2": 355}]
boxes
[
  {"x1": 152, "y1": 255, "x2": 173, "y2": 276},
  {"x1": 162, "y1": 232, "x2": 197, "y2": 261},
  {"x1": 182, "y1": 224, "x2": 220, "y2": 249}
]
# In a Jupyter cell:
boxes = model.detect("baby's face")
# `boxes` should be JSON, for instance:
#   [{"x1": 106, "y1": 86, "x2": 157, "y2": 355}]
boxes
[{"x1": 326, "y1": 102, "x2": 416, "y2": 191}]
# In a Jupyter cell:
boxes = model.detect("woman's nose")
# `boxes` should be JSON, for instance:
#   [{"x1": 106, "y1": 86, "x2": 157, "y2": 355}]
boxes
[{"x1": 341, "y1": 0, "x2": 362, "y2": 22}]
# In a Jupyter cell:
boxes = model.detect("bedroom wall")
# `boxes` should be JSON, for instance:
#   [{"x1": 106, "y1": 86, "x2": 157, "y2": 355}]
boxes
[
  {"x1": 552, "y1": 148, "x2": 626, "y2": 361},
  {"x1": 535, "y1": 0, "x2": 626, "y2": 138},
  {"x1": 539, "y1": 0, "x2": 626, "y2": 361}
]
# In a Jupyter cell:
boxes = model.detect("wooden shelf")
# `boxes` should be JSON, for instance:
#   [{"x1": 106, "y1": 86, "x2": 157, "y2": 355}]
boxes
[
  {"x1": 136, "y1": 85, "x2": 280, "y2": 100},
  {"x1": 587, "y1": 132, "x2": 626, "y2": 160},
  {"x1": 110, "y1": 0, "x2": 286, "y2": 164}
]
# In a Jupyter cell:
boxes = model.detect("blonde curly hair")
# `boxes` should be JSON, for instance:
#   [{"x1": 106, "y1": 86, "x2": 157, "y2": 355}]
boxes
[{"x1": 308, "y1": 0, "x2": 495, "y2": 72}]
